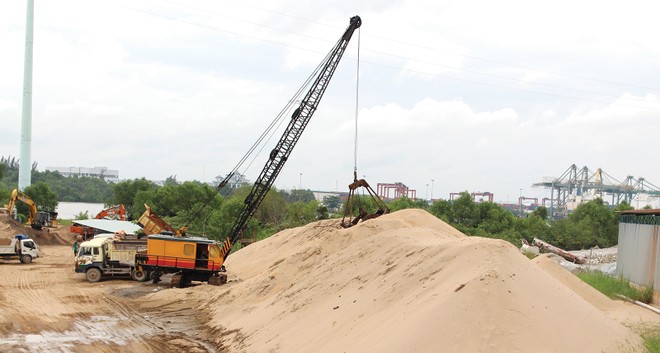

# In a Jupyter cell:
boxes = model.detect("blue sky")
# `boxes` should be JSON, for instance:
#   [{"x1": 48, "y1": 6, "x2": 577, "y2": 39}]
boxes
[{"x1": 1, "y1": 0, "x2": 659, "y2": 205}]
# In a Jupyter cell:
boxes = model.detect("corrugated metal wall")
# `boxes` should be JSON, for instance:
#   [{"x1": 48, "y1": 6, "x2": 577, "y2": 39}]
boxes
[
  {"x1": 616, "y1": 222, "x2": 659, "y2": 291},
  {"x1": 656, "y1": 228, "x2": 660, "y2": 293}
]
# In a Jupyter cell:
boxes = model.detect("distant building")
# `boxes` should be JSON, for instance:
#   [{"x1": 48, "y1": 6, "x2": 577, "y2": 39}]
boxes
[
  {"x1": 311, "y1": 191, "x2": 344, "y2": 203},
  {"x1": 45, "y1": 166, "x2": 119, "y2": 181},
  {"x1": 214, "y1": 172, "x2": 249, "y2": 189}
]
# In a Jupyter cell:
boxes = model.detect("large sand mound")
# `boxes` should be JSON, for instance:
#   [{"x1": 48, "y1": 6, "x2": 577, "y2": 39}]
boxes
[{"x1": 146, "y1": 209, "x2": 645, "y2": 352}]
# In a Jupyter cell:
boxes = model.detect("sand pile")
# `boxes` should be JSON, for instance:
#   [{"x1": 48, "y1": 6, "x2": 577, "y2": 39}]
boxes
[
  {"x1": 0, "y1": 216, "x2": 71, "y2": 246},
  {"x1": 147, "y1": 209, "x2": 645, "y2": 352}
]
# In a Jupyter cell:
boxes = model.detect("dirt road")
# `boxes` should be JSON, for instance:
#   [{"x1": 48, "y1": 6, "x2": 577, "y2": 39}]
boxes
[
  {"x1": 0, "y1": 245, "x2": 217, "y2": 353},
  {"x1": 1, "y1": 212, "x2": 658, "y2": 353}
]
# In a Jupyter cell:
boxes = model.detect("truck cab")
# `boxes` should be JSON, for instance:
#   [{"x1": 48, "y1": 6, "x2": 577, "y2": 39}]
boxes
[{"x1": 0, "y1": 234, "x2": 39, "y2": 264}]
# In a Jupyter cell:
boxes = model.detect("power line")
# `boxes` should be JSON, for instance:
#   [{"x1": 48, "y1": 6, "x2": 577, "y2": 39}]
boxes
[
  {"x1": 125, "y1": 4, "x2": 660, "y2": 112},
  {"x1": 208, "y1": 0, "x2": 660, "y2": 92},
  {"x1": 359, "y1": 58, "x2": 660, "y2": 112},
  {"x1": 161, "y1": 0, "x2": 333, "y2": 43}
]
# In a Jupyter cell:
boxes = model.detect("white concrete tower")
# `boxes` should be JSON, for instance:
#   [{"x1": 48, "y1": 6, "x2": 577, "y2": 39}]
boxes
[{"x1": 18, "y1": 0, "x2": 34, "y2": 191}]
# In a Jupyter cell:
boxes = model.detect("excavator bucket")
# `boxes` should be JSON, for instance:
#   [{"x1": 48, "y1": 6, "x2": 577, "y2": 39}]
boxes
[{"x1": 341, "y1": 178, "x2": 389, "y2": 228}]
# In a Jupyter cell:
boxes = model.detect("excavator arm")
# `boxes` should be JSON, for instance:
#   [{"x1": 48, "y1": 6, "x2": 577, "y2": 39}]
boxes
[
  {"x1": 95, "y1": 204, "x2": 126, "y2": 221},
  {"x1": 6, "y1": 189, "x2": 38, "y2": 226},
  {"x1": 218, "y1": 15, "x2": 362, "y2": 261}
]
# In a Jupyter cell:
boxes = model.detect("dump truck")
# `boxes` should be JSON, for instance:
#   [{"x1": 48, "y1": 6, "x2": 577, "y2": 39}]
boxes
[
  {"x1": 137, "y1": 204, "x2": 187, "y2": 237},
  {"x1": 74, "y1": 234, "x2": 148, "y2": 282},
  {"x1": 0, "y1": 234, "x2": 39, "y2": 264}
]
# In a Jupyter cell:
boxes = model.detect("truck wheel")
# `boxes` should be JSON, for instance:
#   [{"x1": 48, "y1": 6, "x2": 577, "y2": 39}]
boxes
[
  {"x1": 131, "y1": 269, "x2": 149, "y2": 282},
  {"x1": 171, "y1": 273, "x2": 183, "y2": 288},
  {"x1": 150, "y1": 271, "x2": 163, "y2": 284},
  {"x1": 209, "y1": 273, "x2": 227, "y2": 286},
  {"x1": 171, "y1": 273, "x2": 190, "y2": 288},
  {"x1": 20, "y1": 254, "x2": 32, "y2": 264},
  {"x1": 86, "y1": 268, "x2": 102, "y2": 282}
]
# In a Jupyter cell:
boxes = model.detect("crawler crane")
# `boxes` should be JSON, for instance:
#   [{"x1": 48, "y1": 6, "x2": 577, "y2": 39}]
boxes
[{"x1": 134, "y1": 15, "x2": 363, "y2": 287}]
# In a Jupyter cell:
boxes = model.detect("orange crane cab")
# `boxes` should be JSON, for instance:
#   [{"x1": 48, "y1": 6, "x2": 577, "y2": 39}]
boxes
[{"x1": 135, "y1": 234, "x2": 225, "y2": 286}]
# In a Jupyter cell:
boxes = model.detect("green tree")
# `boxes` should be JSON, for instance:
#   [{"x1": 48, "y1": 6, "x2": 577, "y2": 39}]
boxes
[
  {"x1": 477, "y1": 202, "x2": 515, "y2": 234},
  {"x1": 284, "y1": 189, "x2": 316, "y2": 203},
  {"x1": 0, "y1": 185, "x2": 10, "y2": 206},
  {"x1": 255, "y1": 189, "x2": 288, "y2": 226},
  {"x1": 317, "y1": 205, "x2": 329, "y2": 220},
  {"x1": 548, "y1": 218, "x2": 592, "y2": 249},
  {"x1": 74, "y1": 211, "x2": 89, "y2": 220},
  {"x1": 614, "y1": 201, "x2": 634, "y2": 212},
  {"x1": 286, "y1": 200, "x2": 319, "y2": 226},
  {"x1": 24, "y1": 182, "x2": 58, "y2": 212},
  {"x1": 429, "y1": 199, "x2": 453, "y2": 223},
  {"x1": 388, "y1": 196, "x2": 429, "y2": 212},
  {"x1": 111, "y1": 178, "x2": 158, "y2": 218},
  {"x1": 530, "y1": 206, "x2": 548, "y2": 220},
  {"x1": 515, "y1": 215, "x2": 551, "y2": 243},
  {"x1": 205, "y1": 195, "x2": 252, "y2": 240},
  {"x1": 322, "y1": 195, "x2": 341, "y2": 212},
  {"x1": 568, "y1": 198, "x2": 618, "y2": 248},
  {"x1": 452, "y1": 192, "x2": 478, "y2": 227}
]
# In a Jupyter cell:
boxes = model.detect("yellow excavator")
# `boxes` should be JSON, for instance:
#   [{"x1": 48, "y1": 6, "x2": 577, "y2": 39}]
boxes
[{"x1": 4, "y1": 189, "x2": 57, "y2": 229}]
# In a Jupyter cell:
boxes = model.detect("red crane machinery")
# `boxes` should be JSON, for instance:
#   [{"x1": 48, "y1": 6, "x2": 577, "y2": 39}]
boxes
[
  {"x1": 518, "y1": 196, "x2": 539, "y2": 210},
  {"x1": 449, "y1": 192, "x2": 462, "y2": 200},
  {"x1": 541, "y1": 197, "x2": 552, "y2": 207},
  {"x1": 471, "y1": 191, "x2": 494, "y2": 203},
  {"x1": 377, "y1": 182, "x2": 417, "y2": 200}
]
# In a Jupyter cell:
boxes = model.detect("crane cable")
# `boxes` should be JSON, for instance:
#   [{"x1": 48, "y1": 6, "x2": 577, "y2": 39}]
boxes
[
  {"x1": 184, "y1": 41, "x2": 341, "y2": 230},
  {"x1": 352, "y1": 28, "x2": 365, "y2": 212},
  {"x1": 353, "y1": 28, "x2": 361, "y2": 181}
]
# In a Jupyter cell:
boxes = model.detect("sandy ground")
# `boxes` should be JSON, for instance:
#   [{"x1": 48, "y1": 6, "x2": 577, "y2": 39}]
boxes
[
  {"x1": 0, "y1": 210, "x2": 658, "y2": 353},
  {"x1": 0, "y1": 218, "x2": 217, "y2": 353}
]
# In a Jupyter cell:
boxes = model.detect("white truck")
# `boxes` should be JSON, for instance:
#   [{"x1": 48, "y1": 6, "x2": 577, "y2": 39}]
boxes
[
  {"x1": 0, "y1": 234, "x2": 39, "y2": 264},
  {"x1": 74, "y1": 234, "x2": 148, "y2": 282}
]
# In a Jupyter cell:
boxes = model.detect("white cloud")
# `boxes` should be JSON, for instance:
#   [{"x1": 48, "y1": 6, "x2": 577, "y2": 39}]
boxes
[{"x1": 2, "y1": 0, "x2": 660, "y2": 204}]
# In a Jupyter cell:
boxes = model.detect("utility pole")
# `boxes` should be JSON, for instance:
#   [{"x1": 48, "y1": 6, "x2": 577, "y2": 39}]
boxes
[{"x1": 431, "y1": 179, "x2": 435, "y2": 201}]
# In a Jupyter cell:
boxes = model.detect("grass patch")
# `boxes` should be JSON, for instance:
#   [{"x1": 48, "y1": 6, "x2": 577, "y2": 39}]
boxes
[
  {"x1": 577, "y1": 271, "x2": 653, "y2": 303},
  {"x1": 640, "y1": 328, "x2": 660, "y2": 353},
  {"x1": 57, "y1": 219, "x2": 73, "y2": 226}
]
